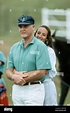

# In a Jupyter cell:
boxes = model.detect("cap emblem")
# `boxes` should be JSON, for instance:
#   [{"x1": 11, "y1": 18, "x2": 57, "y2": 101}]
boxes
[{"x1": 22, "y1": 17, "x2": 26, "y2": 22}]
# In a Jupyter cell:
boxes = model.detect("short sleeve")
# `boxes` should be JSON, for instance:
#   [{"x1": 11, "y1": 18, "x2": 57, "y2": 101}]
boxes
[
  {"x1": 36, "y1": 43, "x2": 51, "y2": 70},
  {"x1": 0, "y1": 51, "x2": 6, "y2": 64}
]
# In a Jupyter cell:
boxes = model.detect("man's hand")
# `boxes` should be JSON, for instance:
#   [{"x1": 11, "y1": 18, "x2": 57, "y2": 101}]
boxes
[
  {"x1": 0, "y1": 61, "x2": 2, "y2": 65},
  {"x1": 13, "y1": 73, "x2": 26, "y2": 85},
  {"x1": 13, "y1": 70, "x2": 28, "y2": 85}
]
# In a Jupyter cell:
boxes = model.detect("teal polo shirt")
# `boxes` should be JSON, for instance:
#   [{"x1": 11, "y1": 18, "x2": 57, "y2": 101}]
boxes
[
  {"x1": 0, "y1": 51, "x2": 6, "y2": 73},
  {"x1": 6, "y1": 37, "x2": 51, "y2": 81}
]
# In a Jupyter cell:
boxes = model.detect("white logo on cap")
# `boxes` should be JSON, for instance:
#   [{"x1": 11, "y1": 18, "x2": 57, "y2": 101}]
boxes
[{"x1": 22, "y1": 18, "x2": 26, "y2": 22}]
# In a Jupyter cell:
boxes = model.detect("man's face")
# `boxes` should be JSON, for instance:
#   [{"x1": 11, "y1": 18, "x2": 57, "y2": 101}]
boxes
[{"x1": 18, "y1": 24, "x2": 35, "y2": 39}]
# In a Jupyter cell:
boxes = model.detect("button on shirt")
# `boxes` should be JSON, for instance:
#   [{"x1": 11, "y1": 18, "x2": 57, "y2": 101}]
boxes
[{"x1": 6, "y1": 37, "x2": 51, "y2": 81}]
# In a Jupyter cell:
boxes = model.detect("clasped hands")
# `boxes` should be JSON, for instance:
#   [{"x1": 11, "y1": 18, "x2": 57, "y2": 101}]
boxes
[{"x1": 13, "y1": 69, "x2": 28, "y2": 86}]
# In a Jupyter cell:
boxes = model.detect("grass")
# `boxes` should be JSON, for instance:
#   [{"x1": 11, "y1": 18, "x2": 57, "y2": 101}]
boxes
[{"x1": 54, "y1": 76, "x2": 70, "y2": 106}]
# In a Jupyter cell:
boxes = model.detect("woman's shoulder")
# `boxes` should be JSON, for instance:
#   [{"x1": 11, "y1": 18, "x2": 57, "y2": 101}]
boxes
[
  {"x1": 48, "y1": 46, "x2": 56, "y2": 56},
  {"x1": 48, "y1": 46, "x2": 55, "y2": 52}
]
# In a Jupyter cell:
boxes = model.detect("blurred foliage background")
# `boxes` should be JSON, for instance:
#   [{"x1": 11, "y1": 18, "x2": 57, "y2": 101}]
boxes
[{"x1": 0, "y1": 0, "x2": 70, "y2": 106}]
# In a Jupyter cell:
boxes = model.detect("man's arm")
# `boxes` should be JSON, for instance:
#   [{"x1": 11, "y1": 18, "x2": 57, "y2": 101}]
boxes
[
  {"x1": 6, "y1": 68, "x2": 26, "y2": 85},
  {"x1": 6, "y1": 68, "x2": 14, "y2": 81},
  {"x1": 6, "y1": 69, "x2": 49, "y2": 85},
  {"x1": 14, "y1": 69, "x2": 49, "y2": 83},
  {"x1": 24, "y1": 70, "x2": 48, "y2": 83}
]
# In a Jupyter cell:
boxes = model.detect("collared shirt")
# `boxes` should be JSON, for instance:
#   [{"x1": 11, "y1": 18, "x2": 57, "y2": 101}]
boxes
[
  {"x1": 6, "y1": 37, "x2": 51, "y2": 81},
  {"x1": 0, "y1": 51, "x2": 6, "y2": 73},
  {"x1": 45, "y1": 46, "x2": 57, "y2": 79}
]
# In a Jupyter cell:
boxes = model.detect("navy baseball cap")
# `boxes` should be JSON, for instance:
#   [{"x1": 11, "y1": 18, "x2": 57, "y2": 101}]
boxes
[{"x1": 18, "y1": 15, "x2": 35, "y2": 26}]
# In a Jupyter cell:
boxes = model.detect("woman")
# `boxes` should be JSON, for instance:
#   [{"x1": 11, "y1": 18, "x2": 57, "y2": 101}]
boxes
[{"x1": 34, "y1": 25, "x2": 58, "y2": 106}]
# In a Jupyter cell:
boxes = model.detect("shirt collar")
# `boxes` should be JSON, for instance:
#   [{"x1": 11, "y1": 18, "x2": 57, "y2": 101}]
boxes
[{"x1": 19, "y1": 36, "x2": 36, "y2": 47}]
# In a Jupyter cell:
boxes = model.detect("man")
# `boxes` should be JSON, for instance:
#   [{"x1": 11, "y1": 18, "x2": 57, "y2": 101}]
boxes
[{"x1": 6, "y1": 15, "x2": 51, "y2": 106}]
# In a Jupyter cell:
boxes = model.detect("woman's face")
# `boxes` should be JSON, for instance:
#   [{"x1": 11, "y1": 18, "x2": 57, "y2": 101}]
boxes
[{"x1": 35, "y1": 27, "x2": 48, "y2": 43}]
